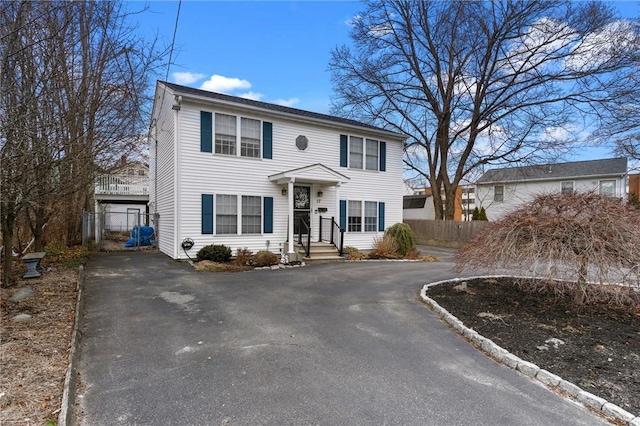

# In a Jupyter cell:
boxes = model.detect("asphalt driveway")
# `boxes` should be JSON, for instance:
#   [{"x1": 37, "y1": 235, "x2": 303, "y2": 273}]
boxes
[{"x1": 77, "y1": 251, "x2": 607, "y2": 425}]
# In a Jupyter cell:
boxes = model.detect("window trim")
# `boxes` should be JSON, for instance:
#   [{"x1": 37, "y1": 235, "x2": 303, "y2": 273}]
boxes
[
  {"x1": 561, "y1": 181, "x2": 574, "y2": 195},
  {"x1": 599, "y1": 179, "x2": 616, "y2": 198},
  {"x1": 241, "y1": 195, "x2": 262, "y2": 234},
  {"x1": 345, "y1": 134, "x2": 383, "y2": 172},
  {"x1": 345, "y1": 199, "x2": 380, "y2": 233},
  {"x1": 208, "y1": 194, "x2": 266, "y2": 236},
  {"x1": 210, "y1": 112, "x2": 264, "y2": 159}
]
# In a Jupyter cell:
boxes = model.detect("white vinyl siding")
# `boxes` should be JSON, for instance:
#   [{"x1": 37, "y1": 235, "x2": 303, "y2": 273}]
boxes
[
  {"x1": 166, "y1": 97, "x2": 404, "y2": 258},
  {"x1": 215, "y1": 113, "x2": 236, "y2": 155},
  {"x1": 216, "y1": 194, "x2": 237, "y2": 234}
]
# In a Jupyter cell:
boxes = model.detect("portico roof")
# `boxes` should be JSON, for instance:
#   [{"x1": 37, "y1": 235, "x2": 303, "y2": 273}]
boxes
[{"x1": 268, "y1": 163, "x2": 350, "y2": 185}]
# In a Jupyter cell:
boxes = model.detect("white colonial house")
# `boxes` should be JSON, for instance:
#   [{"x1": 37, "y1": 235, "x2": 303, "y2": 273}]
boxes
[
  {"x1": 149, "y1": 81, "x2": 407, "y2": 260},
  {"x1": 476, "y1": 157, "x2": 628, "y2": 221}
]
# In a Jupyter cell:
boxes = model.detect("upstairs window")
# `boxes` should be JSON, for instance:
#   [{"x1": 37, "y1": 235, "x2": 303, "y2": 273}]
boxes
[
  {"x1": 215, "y1": 113, "x2": 236, "y2": 155},
  {"x1": 365, "y1": 139, "x2": 379, "y2": 171},
  {"x1": 349, "y1": 137, "x2": 363, "y2": 169},
  {"x1": 494, "y1": 185, "x2": 504, "y2": 202},
  {"x1": 241, "y1": 118, "x2": 261, "y2": 158}
]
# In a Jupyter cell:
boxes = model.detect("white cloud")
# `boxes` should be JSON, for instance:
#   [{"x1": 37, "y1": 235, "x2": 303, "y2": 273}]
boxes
[
  {"x1": 273, "y1": 97, "x2": 300, "y2": 107},
  {"x1": 238, "y1": 91, "x2": 265, "y2": 101},
  {"x1": 200, "y1": 74, "x2": 252, "y2": 93},
  {"x1": 172, "y1": 72, "x2": 205, "y2": 85}
]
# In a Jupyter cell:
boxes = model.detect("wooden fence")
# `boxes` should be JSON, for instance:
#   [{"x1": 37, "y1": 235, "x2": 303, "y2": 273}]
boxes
[{"x1": 404, "y1": 219, "x2": 489, "y2": 248}]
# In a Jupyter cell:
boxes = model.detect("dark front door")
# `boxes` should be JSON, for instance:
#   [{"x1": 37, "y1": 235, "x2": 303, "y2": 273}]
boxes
[{"x1": 293, "y1": 185, "x2": 311, "y2": 235}]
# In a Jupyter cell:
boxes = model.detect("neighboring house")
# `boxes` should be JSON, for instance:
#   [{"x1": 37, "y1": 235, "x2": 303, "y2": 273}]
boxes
[
  {"x1": 94, "y1": 161, "x2": 150, "y2": 231},
  {"x1": 476, "y1": 157, "x2": 628, "y2": 220},
  {"x1": 403, "y1": 194, "x2": 435, "y2": 220},
  {"x1": 149, "y1": 81, "x2": 407, "y2": 260}
]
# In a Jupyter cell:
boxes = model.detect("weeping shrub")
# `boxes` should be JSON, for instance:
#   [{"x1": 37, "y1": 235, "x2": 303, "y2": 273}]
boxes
[{"x1": 384, "y1": 223, "x2": 416, "y2": 256}]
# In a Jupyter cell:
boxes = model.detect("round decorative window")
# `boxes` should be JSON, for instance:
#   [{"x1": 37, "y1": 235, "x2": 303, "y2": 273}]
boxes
[{"x1": 296, "y1": 135, "x2": 309, "y2": 151}]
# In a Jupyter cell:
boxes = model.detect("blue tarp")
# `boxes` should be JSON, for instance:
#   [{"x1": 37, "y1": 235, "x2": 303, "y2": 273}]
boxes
[{"x1": 124, "y1": 226, "x2": 155, "y2": 248}]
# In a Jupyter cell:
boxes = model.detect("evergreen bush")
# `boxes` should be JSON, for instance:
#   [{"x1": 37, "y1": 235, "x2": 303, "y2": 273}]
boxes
[
  {"x1": 384, "y1": 223, "x2": 416, "y2": 256},
  {"x1": 196, "y1": 244, "x2": 232, "y2": 262}
]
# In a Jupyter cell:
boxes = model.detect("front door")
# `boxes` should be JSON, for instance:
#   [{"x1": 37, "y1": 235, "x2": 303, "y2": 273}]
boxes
[{"x1": 293, "y1": 185, "x2": 311, "y2": 236}]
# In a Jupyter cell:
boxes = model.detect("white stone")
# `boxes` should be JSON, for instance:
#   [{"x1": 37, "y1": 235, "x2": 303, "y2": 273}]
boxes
[
  {"x1": 536, "y1": 369, "x2": 562, "y2": 387},
  {"x1": 536, "y1": 345, "x2": 549, "y2": 351},
  {"x1": 576, "y1": 390, "x2": 607, "y2": 410},
  {"x1": 516, "y1": 360, "x2": 540, "y2": 378},
  {"x1": 500, "y1": 353, "x2": 521, "y2": 369},
  {"x1": 12, "y1": 314, "x2": 32, "y2": 322},
  {"x1": 9, "y1": 287, "x2": 33, "y2": 302},
  {"x1": 629, "y1": 417, "x2": 640, "y2": 426},
  {"x1": 601, "y1": 403, "x2": 636, "y2": 423},
  {"x1": 544, "y1": 338, "x2": 565, "y2": 348},
  {"x1": 557, "y1": 379, "x2": 583, "y2": 397}
]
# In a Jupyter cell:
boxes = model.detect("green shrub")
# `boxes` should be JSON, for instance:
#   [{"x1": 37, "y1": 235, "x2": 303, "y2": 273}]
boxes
[
  {"x1": 253, "y1": 250, "x2": 279, "y2": 267},
  {"x1": 235, "y1": 247, "x2": 253, "y2": 265},
  {"x1": 368, "y1": 235, "x2": 399, "y2": 259},
  {"x1": 384, "y1": 223, "x2": 416, "y2": 256},
  {"x1": 196, "y1": 244, "x2": 232, "y2": 262},
  {"x1": 471, "y1": 207, "x2": 480, "y2": 220},
  {"x1": 478, "y1": 207, "x2": 488, "y2": 221}
]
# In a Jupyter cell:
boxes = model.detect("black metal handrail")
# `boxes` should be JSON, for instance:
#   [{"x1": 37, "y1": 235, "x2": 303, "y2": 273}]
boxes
[
  {"x1": 319, "y1": 216, "x2": 344, "y2": 255},
  {"x1": 297, "y1": 216, "x2": 311, "y2": 257}
]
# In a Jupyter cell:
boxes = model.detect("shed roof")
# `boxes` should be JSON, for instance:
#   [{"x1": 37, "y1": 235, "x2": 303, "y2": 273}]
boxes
[
  {"x1": 476, "y1": 157, "x2": 627, "y2": 184},
  {"x1": 158, "y1": 81, "x2": 406, "y2": 140}
]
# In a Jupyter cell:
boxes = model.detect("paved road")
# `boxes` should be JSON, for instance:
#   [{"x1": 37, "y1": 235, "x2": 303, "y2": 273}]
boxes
[{"x1": 77, "y1": 251, "x2": 607, "y2": 425}]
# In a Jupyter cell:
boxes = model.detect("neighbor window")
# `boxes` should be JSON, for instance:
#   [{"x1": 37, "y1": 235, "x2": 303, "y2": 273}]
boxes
[
  {"x1": 364, "y1": 201, "x2": 378, "y2": 231},
  {"x1": 215, "y1": 113, "x2": 236, "y2": 155},
  {"x1": 494, "y1": 185, "x2": 504, "y2": 202},
  {"x1": 561, "y1": 181, "x2": 574, "y2": 195},
  {"x1": 365, "y1": 139, "x2": 379, "y2": 171},
  {"x1": 241, "y1": 118, "x2": 261, "y2": 158},
  {"x1": 349, "y1": 137, "x2": 363, "y2": 169},
  {"x1": 216, "y1": 194, "x2": 237, "y2": 234},
  {"x1": 600, "y1": 180, "x2": 616, "y2": 198},
  {"x1": 241, "y1": 196, "x2": 261, "y2": 234},
  {"x1": 348, "y1": 200, "x2": 362, "y2": 232}
]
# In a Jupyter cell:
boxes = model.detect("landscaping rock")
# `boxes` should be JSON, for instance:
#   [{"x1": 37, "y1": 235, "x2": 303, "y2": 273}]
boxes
[
  {"x1": 9, "y1": 287, "x2": 33, "y2": 302},
  {"x1": 601, "y1": 403, "x2": 636, "y2": 423},
  {"x1": 12, "y1": 314, "x2": 32, "y2": 322},
  {"x1": 516, "y1": 360, "x2": 540, "y2": 378},
  {"x1": 536, "y1": 369, "x2": 562, "y2": 387},
  {"x1": 576, "y1": 390, "x2": 607, "y2": 410}
]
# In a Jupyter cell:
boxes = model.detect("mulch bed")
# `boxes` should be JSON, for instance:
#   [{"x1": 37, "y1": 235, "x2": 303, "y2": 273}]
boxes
[{"x1": 426, "y1": 277, "x2": 640, "y2": 416}]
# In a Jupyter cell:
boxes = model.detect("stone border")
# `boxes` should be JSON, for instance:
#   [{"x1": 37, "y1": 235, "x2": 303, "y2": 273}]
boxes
[
  {"x1": 421, "y1": 276, "x2": 640, "y2": 426},
  {"x1": 58, "y1": 265, "x2": 85, "y2": 426}
]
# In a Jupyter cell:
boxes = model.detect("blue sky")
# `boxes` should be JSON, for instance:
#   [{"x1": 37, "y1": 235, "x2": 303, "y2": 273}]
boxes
[{"x1": 132, "y1": 1, "x2": 639, "y2": 162}]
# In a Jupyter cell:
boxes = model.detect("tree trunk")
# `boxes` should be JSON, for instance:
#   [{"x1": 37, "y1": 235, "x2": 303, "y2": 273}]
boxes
[{"x1": 1, "y1": 212, "x2": 16, "y2": 287}]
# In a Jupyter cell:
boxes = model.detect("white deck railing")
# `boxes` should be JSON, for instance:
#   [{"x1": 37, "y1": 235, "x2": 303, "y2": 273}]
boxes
[{"x1": 95, "y1": 174, "x2": 149, "y2": 196}]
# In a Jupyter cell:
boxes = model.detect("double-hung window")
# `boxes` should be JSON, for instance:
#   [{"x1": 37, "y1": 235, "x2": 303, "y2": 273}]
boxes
[
  {"x1": 365, "y1": 139, "x2": 379, "y2": 171},
  {"x1": 494, "y1": 185, "x2": 504, "y2": 202},
  {"x1": 241, "y1": 118, "x2": 261, "y2": 158},
  {"x1": 348, "y1": 200, "x2": 362, "y2": 232},
  {"x1": 600, "y1": 180, "x2": 616, "y2": 198},
  {"x1": 216, "y1": 194, "x2": 237, "y2": 234},
  {"x1": 241, "y1": 196, "x2": 261, "y2": 234},
  {"x1": 215, "y1": 113, "x2": 236, "y2": 155},
  {"x1": 561, "y1": 181, "x2": 574, "y2": 195},
  {"x1": 349, "y1": 137, "x2": 363, "y2": 169},
  {"x1": 364, "y1": 201, "x2": 378, "y2": 231}
]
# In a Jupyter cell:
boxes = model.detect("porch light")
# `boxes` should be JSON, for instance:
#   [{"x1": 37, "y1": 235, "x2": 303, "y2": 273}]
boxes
[
  {"x1": 317, "y1": 190, "x2": 323, "y2": 198},
  {"x1": 282, "y1": 188, "x2": 287, "y2": 196}
]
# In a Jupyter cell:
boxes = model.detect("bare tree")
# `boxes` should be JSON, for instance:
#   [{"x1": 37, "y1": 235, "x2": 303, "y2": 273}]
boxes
[
  {"x1": 329, "y1": 1, "x2": 640, "y2": 219},
  {"x1": 0, "y1": 1, "x2": 167, "y2": 284},
  {"x1": 456, "y1": 192, "x2": 640, "y2": 306}
]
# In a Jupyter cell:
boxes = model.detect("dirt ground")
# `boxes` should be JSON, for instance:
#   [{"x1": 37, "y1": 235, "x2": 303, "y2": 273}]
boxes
[
  {"x1": 1, "y1": 258, "x2": 80, "y2": 425},
  {"x1": 426, "y1": 277, "x2": 640, "y2": 417}
]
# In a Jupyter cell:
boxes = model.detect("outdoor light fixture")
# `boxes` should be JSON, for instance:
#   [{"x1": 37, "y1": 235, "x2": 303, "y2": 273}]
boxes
[
  {"x1": 317, "y1": 190, "x2": 323, "y2": 198},
  {"x1": 282, "y1": 188, "x2": 287, "y2": 196}
]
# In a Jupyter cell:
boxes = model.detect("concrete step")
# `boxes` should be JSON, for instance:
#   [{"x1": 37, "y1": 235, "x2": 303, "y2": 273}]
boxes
[{"x1": 302, "y1": 255, "x2": 345, "y2": 264}]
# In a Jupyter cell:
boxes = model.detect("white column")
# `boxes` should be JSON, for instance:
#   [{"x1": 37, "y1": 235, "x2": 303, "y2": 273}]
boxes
[{"x1": 287, "y1": 179, "x2": 295, "y2": 255}]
